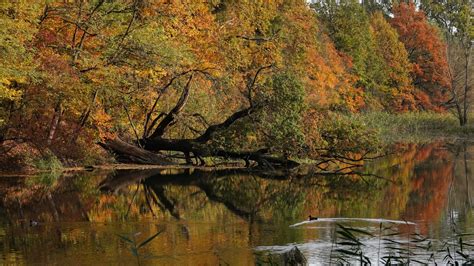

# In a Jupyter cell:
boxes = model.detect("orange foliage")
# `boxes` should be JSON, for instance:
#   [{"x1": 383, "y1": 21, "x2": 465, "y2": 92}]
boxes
[
  {"x1": 304, "y1": 33, "x2": 361, "y2": 111},
  {"x1": 391, "y1": 2, "x2": 450, "y2": 111}
]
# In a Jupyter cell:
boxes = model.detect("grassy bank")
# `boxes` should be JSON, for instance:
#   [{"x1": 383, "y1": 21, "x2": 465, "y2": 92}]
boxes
[
  {"x1": 349, "y1": 112, "x2": 474, "y2": 143},
  {"x1": 2, "y1": 112, "x2": 472, "y2": 173}
]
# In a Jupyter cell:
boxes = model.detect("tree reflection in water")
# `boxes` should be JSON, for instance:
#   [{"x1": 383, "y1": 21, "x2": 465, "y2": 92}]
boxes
[{"x1": 1, "y1": 141, "x2": 474, "y2": 264}]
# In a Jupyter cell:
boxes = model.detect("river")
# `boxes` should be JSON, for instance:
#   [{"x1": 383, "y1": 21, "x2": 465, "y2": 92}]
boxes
[{"x1": 0, "y1": 141, "x2": 473, "y2": 265}]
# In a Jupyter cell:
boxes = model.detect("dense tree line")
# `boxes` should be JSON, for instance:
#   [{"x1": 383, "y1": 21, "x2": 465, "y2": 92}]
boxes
[{"x1": 0, "y1": 0, "x2": 472, "y2": 168}]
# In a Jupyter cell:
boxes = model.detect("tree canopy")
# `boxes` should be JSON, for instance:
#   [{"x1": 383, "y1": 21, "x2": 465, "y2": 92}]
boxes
[{"x1": 0, "y1": 0, "x2": 460, "y2": 169}]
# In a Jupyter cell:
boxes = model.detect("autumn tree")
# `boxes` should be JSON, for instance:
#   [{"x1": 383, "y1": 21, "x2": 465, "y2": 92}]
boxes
[
  {"x1": 421, "y1": 0, "x2": 473, "y2": 125},
  {"x1": 0, "y1": 0, "x2": 393, "y2": 170},
  {"x1": 0, "y1": 2, "x2": 39, "y2": 140},
  {"x1": 312, "y1": 0, "x2": 415, "y2": 111},
  {"x1": 318, "y1": 1, "x2": 378, "y2": 85},
  {"x1": 99, "y1": 0, "x2": 379, "y2": 168},
  {"x1": 391, "y1": 1, "x2": 451, "y2": 111},
  {"x1": 370, "y1": 12, "x2": 415, "y2": 111},
  {"x1": 39, "y1": 0, "x2": 316, "y2": 167}
]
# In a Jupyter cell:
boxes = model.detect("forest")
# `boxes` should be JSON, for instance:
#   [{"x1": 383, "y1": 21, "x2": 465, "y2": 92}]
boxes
[{"x1": 0, "y1": 0, "x2": 472, "y2": 172}]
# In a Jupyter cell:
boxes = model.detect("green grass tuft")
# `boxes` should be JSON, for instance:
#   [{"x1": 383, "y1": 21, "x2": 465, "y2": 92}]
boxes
[
  {"x1": 347, "y1": 112, "x2": 474, "y2": 143},
  {"x1": 33, "y1": 151, "x2": 63, "y2": 171}
]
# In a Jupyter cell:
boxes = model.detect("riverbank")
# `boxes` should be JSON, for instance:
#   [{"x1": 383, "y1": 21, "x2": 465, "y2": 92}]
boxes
[
  {"x1": 348, "y1": 112, "x2": 474, "y2": 143},
  {"x1": 2, "y1": 112, "x2": 473, "y2": 173}
]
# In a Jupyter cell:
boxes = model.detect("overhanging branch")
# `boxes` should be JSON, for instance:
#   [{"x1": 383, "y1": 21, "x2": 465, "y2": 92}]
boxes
[
  {"x1": 194, "y1": 106, "x2": 256, "y2": 143},
  {"x1": 148, "y1": 74, "x2": 194, "y2": 139}
]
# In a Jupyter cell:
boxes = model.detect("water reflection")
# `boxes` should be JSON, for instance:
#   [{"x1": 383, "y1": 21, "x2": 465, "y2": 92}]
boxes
[{"x1": 0, "y1": 141, "x2": 473, "y2": 264}]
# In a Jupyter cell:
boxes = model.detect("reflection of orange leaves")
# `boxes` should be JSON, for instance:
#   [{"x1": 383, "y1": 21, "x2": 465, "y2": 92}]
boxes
[
  {"x1": 91, "y1": 195, "x2": 119, "y2": 221},
  {"x1": 4, "y1": 185, "x2": 43, "y2": 206},
  {"x1": 407, "y1": 165, "x2": 452, "y2": 231},
  {"x1": 414, "y1": 145, "x2": 434, "y2": 162},
  {"x1": 401, "y1": 142, "x2": 453, "y2": 234}
]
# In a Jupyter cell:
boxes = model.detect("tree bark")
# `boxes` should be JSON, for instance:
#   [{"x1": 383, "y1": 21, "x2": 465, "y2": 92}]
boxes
[
  {"x1": 148, "y1": 74, "x2": 193, "y2": 139},
  {"x1": 99, "y1": 137, "x2": 173, "y2": 165},
  {"x1": 101, "y1": 135, "x2": 299, "y2": 168},
  {"x1": 462, "y1": 48, "x2": 470, "y2": 126},
  {"x1": 47, "y1": 101, "x2": 63, "y2": 146},
  {"x1": 194, "y1": 106, "x2": 256, "y2": 143},
  {"x1": 98, "y1": 66, "x2": 299, "y2": 169}
]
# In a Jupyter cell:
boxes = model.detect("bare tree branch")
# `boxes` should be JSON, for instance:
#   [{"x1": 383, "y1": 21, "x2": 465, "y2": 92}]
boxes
[{"x1": 149, "y1": 74, "x2": 194, "y2": 139}]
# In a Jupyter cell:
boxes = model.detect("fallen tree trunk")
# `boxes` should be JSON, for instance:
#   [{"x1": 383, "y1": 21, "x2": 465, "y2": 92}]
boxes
[
  {"x1": 98, "y1": 138, "x2": 173, "y2": 165},
  {"x1": 100, "y1": 103, "x2": 298, "y2": 168},
  {"x1": 210, "y1": 149, "x2": 299, "y2": 168},
  {"x1": 99, "y1": 66, "x2": 299, "y2": 169},
  {"x1": 101, "y1": 136, "x2": 299, "y2": 168}
]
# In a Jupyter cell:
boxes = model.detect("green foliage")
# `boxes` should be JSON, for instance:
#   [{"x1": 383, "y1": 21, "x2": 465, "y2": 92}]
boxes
[
  {"x1": 370, "y1": 12, "x2": 413, "y2": 110},
  {"x1": 26, "y1": 171, "x2": 62, "y2": 187},
  {"x1": 313, "y1": 0, "x2": 408, "y2": 109},
  {"x1": 421, "y1": 0, "x2": 473, "y2": 46},
  {"x1": 319, "y1": 112, "x2": 380, "y2": 153},
  {"x1": 33, "y1": 151, "x2": 63, "y2": 172},
  {"x1": 320, "y1": 0, "x2": 376, "y2": 80},
  {"x1": 258, "y1": 72, "x2": 306, "y2": 155}
]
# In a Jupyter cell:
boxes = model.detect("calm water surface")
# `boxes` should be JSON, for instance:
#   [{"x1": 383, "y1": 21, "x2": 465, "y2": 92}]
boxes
[{"x1": 1, "y1": 141, "x2": 473, "y2": 265}]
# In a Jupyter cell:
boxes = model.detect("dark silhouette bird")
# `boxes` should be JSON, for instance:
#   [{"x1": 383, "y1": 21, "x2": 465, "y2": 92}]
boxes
[{"x1": 308, "y1": 215, "x2": 318, "y2": 221}]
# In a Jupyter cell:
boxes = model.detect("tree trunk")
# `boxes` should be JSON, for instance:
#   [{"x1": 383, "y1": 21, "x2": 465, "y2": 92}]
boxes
[
  {"x1": 71, "y1": 89, "x2": 99, "y2": 143},
  {"x1": 47, "y1": 102, "x2": 63, "y2": 145},
  {"x1": 98, "y1": 66, "x2": 299, "y2": 169},
  {"x1": 102, "y1": 136, "x2": 299, "y2": 168},
  {"x1": 148, "y1": 75, "x2": 193, "y2": 139},
  {"x1": 100, "y1": 103, "x2": 298, "y2": 168},
  {"x1": 99, "y1": 137, "x2": 173, "y2": 165},
  {"x1": 462, "y1": 48, "x2": 470, "y2": 126}
]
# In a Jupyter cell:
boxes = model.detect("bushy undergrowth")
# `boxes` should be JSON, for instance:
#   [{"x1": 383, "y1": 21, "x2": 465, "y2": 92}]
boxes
[
  {"x1": 320, "y1": 112, "x2": 380, "y2": 152},
  {"x1": 32, "y1": 151, "x2": 63, "y2": 171}
]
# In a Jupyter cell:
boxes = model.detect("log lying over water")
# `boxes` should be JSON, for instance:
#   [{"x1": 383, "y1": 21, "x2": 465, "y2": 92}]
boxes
[
  {"x1": 98, "y1": 138, "x2": 173, "y2": 165},
  {"x1": 99, "y1": 67, "x2": 299, "y2": 169},
  {"x1": 101, "y1": 136, "x2": 299, "y2": 169}
]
